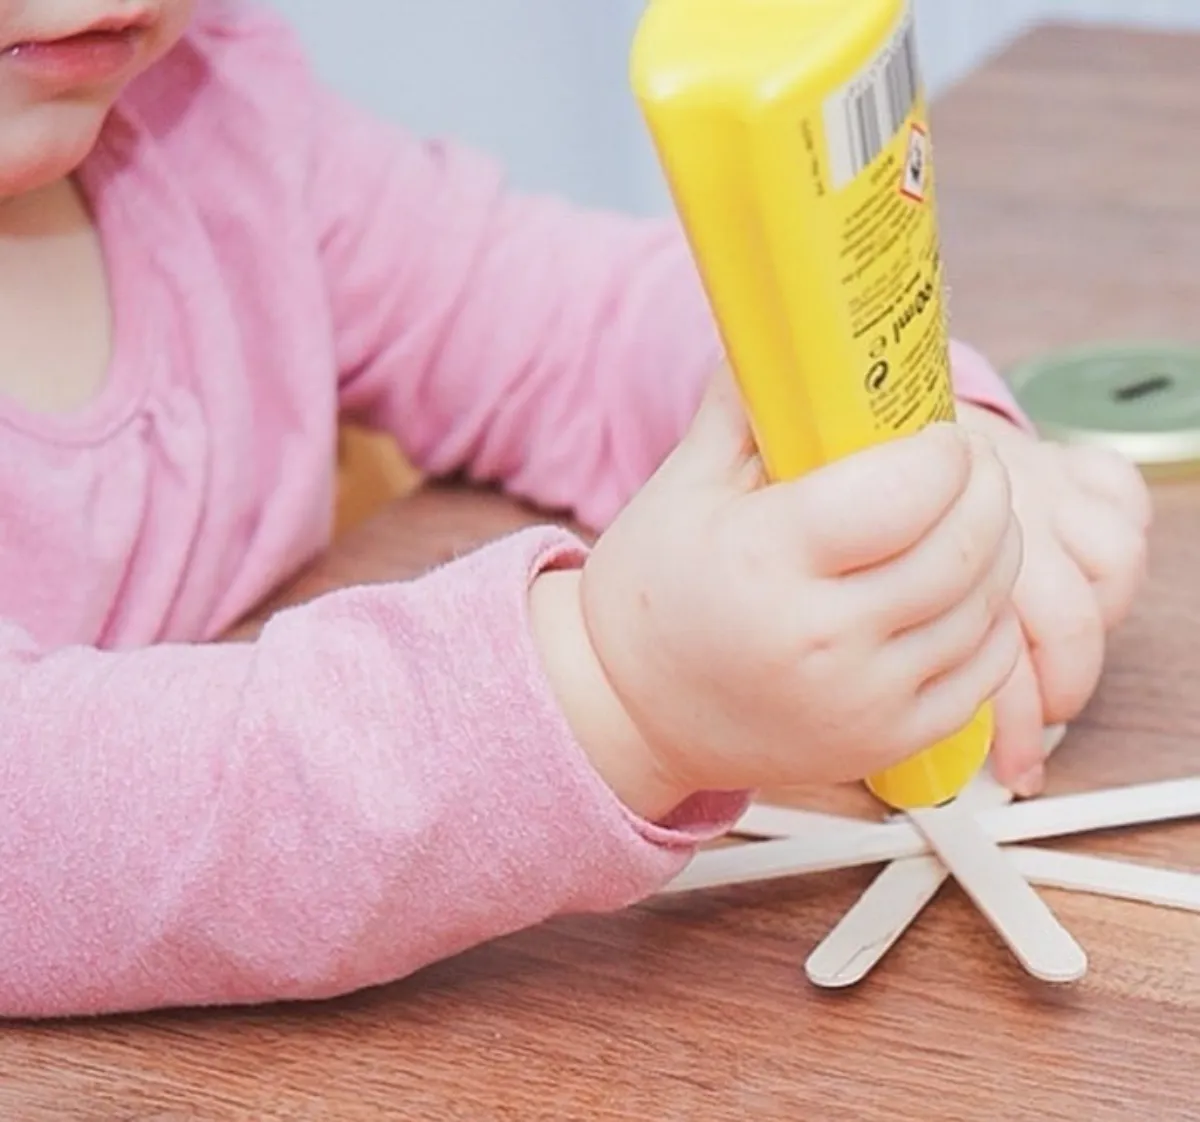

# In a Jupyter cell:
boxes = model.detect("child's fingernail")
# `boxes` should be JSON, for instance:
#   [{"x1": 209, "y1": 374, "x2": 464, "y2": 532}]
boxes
[{"x1": 1012, "y1": 764, "x2": 1045, "y2": 799}]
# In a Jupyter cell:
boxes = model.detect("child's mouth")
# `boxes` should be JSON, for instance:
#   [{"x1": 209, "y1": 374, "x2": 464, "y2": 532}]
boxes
[{"x1": 2, "y1": 26, "x2": 146, "y2": 89}]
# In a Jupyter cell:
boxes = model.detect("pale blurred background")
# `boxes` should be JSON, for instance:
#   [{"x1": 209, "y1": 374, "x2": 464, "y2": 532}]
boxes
[{"x1": 268, "y1": 0, "x2": 1200, "y2": 215}]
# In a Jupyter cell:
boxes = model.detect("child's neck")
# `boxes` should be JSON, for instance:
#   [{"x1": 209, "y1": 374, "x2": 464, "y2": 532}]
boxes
[
  {"x1": 0, "y1": 176, "x2": 88, "y2": 234},
  {"x1": 0, "y1": 175, "x2": 113, "y2": 416}
]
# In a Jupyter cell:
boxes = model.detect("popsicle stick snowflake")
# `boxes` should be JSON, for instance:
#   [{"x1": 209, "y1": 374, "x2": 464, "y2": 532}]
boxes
[{"x1": 660, "y1": 727, "x2": 1200, "y2": 985}]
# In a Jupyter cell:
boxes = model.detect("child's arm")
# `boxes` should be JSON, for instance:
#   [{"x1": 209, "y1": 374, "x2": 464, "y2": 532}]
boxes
[
  {"x1": 309, "y1": 92, "x2": 1028, "y2": 530},
  {"x1": 0, "y1": 527, "x2": 742, "y2": 1019}
]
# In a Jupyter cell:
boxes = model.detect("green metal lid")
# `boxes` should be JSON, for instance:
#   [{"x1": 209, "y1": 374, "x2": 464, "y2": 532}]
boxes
[{"x1": 1006, "y1": 341, "x2": 1200, "y2": 475}]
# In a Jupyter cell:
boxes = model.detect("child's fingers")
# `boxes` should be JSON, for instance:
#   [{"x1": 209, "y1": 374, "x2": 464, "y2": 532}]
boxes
[
  {"x1": 898, "y1": 608, "x2": 1024, "y2": 755},
  {"x1": 1054, "y1": 492, "x2": 1148, "y2": 629},
  {"x1": 848, "y1": 444, "x2": 1017, "y2": 635},
  {"x1": 1062, "y1": 444, "x2": 1152, "y2": 529},
  {"x1": 880, "y1": 524, "x2": 1021, "y2": 689},
  {"x1": 988, "y1": 643, "x2": 1047, "y2": 796},
  {"x1": 674, "y1": 365, "x2": 762, "y2": 484},
  {"x1": 757, "y1": 424, "x2": 974, "y2": 577},
  {"x1": 1014, "y1": 545, "x2": 1105, "y2": 727}
]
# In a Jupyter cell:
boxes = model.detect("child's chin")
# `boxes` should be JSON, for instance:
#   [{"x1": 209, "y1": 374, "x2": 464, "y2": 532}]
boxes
[{"x1": 0, "y1": 99, "x2": 110, "y2": 199}]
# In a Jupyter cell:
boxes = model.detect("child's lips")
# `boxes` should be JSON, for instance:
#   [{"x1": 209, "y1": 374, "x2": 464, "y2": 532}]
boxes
[{"x1": 2, "y1": 26, "x2": 145, "y2": 89}]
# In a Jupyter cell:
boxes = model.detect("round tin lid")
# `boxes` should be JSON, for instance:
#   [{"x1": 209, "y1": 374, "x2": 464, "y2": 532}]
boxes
[{"x1": 1006, "y1": 341, "x2": 1200, "y2": 474}]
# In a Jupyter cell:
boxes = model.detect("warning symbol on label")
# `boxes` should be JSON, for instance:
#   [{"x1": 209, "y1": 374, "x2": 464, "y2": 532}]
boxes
[{"x1": 900, "y1": 122, "x2": 929, "y2": 202}]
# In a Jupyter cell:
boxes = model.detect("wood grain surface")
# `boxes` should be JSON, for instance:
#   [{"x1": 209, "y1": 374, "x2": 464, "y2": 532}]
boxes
[{"x1": 3, "y1": 22, "x2": 1200, "y2": 1122}]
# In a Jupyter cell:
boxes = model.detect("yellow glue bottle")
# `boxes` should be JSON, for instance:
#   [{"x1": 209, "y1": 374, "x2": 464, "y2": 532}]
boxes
[{"x1": 630, "y1": 0, "x2": 992, "y2": 810}]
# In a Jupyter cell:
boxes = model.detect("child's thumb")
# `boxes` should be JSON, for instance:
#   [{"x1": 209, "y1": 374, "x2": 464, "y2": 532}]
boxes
[{"x1": 673, "y1": 364, "x2": 762, "y2": 485}]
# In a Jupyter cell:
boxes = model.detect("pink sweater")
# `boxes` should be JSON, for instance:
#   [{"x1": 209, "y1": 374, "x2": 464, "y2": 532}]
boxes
[{"x1": 0, "y1": 1, "x2": 1025, "y2": 1018}]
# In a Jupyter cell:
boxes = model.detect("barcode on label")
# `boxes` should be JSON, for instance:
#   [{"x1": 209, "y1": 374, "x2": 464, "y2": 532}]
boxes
[{"x1": 823, "y1": 11, "x2": 921, "y2": 189}]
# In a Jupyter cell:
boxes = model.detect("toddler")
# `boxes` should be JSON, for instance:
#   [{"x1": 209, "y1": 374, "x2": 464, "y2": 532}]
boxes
[{"x1": 0, "y1": 0, "x2": 1150, "y2": 1019}]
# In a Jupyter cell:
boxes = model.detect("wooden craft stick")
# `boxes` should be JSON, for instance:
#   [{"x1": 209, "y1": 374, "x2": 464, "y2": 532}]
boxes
[
  {"x1": 1010, "y1": 847, "x2": 1200, "y2": 913},
  {"x1": 661, "y1": 819, "x2": 914, "y2": 894},
  {"x1": 734, "y1": 804, "x2": 871, "y2": 839},
  {"x1": 742, "y1": 729, "x2": 1069, "y2": 841},
  {"x1": 804, "y1": 767, "x2": 1015, "y2": 988},
  {"x1": 737, "y1": 775, "x2": 1200, "y2": 868},
  {"x1": 984, "y1": 777, "x2": 1200, "y2": 847},
  {"x1": 804, "y1": 855, "x2": 947, "y2": 988},
  {"x1": 805, "y1": 725, "x2": 1070, "y2": 988},
  {"x1": 669, "y1": 727, "x2": 1074, "y2": 894},
  {"x1": 907, "y1": 804, "x2": 1088, "y2": 983}
]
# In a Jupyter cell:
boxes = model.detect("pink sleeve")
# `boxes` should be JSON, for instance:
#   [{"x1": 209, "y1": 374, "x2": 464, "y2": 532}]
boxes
[
  {"x1": 0, "y1": 527, "x2": 742, "y2": 1019},
  {"x1": 308, "y1": 90, "x2": 721, "y2": 531},
  {"x1": 950, "y1": 339, "x2": 1032, "y2": 431},
  {"x1": 307, "y1": 92, "x2": 1026, "y2": 530}
]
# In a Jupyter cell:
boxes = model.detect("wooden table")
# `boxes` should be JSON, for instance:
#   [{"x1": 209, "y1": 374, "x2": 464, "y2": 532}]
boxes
[{"x1": 6, "y1": 23, "x2": 1200, "y2": 1122}]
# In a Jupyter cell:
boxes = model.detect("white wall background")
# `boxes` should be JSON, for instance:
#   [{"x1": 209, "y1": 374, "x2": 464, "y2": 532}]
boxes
[{"x1": 268, "y1": 0, "x2": 1200, "y2": 215}]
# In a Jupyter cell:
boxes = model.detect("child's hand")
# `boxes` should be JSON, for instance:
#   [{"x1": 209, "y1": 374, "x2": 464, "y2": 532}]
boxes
[
  {"x1": 954, "y1": 403, "x2": 1151, "y2": 797},
  {"x1": 531, "y1": 372, "x2": 1024, "y2": 820}
]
